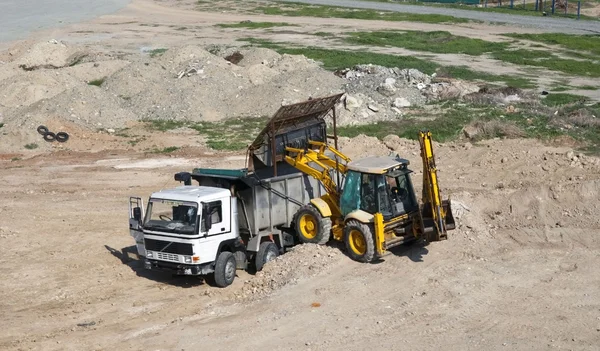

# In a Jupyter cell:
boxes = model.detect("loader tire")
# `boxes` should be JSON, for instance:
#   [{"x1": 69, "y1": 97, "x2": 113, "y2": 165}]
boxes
[
  {"x1": 255, "y1": 241, "x2": 279, "y2": 272},
  {"x1": 343, "y1": 220, "x2": 375, "y2": 263},
  {"x1": 213, "y1": 251, "x2": 236, "y2": 288},
  {"x1": 294, "y1": 204, "x2": 331, "y2": 245}
]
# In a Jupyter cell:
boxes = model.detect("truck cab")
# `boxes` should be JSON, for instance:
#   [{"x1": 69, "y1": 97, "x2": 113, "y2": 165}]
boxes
[{"x1": 129, "y1": 186, "x2": 249, "y2": 287}]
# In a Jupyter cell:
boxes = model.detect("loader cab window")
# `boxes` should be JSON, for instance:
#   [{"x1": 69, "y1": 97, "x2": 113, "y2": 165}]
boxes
[{"x1": 387, "y1": 170, "x2": 418, "y2": 216}]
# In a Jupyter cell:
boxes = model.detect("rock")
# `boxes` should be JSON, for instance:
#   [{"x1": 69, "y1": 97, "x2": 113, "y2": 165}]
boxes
[
  {"x1": 106, "y1": 128, "x2": 115, "y2": 134},
  {"x1": 463, "y1": 125, "x2": 479, "y2": 140},
  {"x1": 368, "y1": 104, "x2": 379, "y2": 112},
  {"x1": 376, "y1": 82, "x2": 396, "y2": 97},
  {"x1": 542, "y1": 165, "x2": 550, "y2": 171},
  {"x1": 384, "y1": 77, "x2": 396, "y2": 86},
  {"x1": 392, "y1": 97, "x2": 411, "y2": 108},
  {"x1": 506, "y1": 105, "x2": 516, "y2": 113},
  {"x1": 344, "y1": 95, "x2": 361, "y2": 111},
  {"x1": 501, "y1": 157, "x2": 508, "y2": 163},
  {"x1": 391, "y1": 107, "x2": 403, "y2": 115},
  {"x1": 566, "y1": 151, "x2": 575, "y2": 160}
]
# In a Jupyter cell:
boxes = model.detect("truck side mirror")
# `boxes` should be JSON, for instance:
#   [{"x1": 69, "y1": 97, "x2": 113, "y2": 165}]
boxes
[
  {"x1": 133, "y1": 207, "x2": 142, "y2": 222},
  {"x1": 201, "y1": 203, "x2": 212, "y2": 232}
]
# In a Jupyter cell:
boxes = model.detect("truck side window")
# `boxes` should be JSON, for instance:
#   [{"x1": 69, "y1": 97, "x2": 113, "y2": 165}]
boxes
[{"x1": 201, "y1": 201, "x2": 222, "y2": 232}]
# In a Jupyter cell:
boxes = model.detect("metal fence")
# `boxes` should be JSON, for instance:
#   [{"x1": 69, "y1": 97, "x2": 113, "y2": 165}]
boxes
[{"x1": 478, "y1": 0, "x2": 585, "y2": 19}]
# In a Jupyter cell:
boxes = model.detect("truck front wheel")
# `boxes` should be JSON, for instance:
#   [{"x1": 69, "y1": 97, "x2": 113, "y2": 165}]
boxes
[
  {"x1": 213, "y1": 251, "x2": 236, "y2": 287},
  {"x1": 294, "y1": 204, "x2": 331, "y2": 245}
]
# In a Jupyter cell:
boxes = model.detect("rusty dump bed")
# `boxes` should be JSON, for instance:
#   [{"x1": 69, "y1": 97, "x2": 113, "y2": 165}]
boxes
[{"x1": 247, "y1": 93, "x2": 344, "y2": 174}]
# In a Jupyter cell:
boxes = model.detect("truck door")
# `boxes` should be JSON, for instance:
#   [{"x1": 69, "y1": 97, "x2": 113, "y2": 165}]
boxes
[
  {"x1": 204, "y1": 198, "x2": 231, "y2": 235},
  {"x1": 129, "y1": 197, "x2": 146, "y2": 257}
]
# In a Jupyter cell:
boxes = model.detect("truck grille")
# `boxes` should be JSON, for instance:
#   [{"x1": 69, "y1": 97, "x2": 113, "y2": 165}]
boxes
[
  {"x1": 156, "y1": 252, "x2": 180, "y2": 262},
  {"x1": 144, "y1": 238, "x2": 193, "y2": 255}
]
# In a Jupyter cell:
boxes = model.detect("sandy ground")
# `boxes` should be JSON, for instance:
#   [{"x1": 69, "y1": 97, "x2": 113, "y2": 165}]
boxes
[
  {"x1": 1, "y1": 134, "x2": 600, "y2": 351},
  {"x1": 2, "y1": 1, "x2": 600, "y2": 350}
]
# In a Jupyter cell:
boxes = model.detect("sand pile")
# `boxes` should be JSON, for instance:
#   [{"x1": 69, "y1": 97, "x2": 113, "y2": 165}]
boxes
[{"x1": 234, "y1": 243, "x2": 344, "y2": 301}]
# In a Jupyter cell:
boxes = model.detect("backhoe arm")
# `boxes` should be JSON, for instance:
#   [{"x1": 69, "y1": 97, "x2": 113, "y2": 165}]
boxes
[{"x1": 419, "y1": 130, "x2": 448, "y2": 241}]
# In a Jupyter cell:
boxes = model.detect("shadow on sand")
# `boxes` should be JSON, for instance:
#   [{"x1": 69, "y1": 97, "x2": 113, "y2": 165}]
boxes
[{"x1": 104, "y1": 245, "x2": 213, "y2": 288}]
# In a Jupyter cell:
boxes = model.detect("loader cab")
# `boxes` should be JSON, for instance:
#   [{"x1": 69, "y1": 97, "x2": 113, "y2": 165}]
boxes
[{"x1": 340, "y1": 156, "x2": 418, "y2": 220}]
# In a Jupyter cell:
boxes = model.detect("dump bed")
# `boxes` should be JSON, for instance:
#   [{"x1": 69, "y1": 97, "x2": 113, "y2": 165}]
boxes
[{"x1": 190, "y1": 163, "x2": 329, "y2": 236}]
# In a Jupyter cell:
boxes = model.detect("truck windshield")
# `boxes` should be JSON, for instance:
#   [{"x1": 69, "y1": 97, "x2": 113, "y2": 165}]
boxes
[{"x1": 143, "y1": 199, "x2": 198, "y2": 235}]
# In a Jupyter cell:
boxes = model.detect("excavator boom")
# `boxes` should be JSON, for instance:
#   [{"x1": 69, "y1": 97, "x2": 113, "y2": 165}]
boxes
[{"x1": 418, "y1": 130, "x2": 453, "y2": 241}]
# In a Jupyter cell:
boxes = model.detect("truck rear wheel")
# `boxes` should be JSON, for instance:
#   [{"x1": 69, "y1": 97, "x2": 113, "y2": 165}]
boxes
[
  {"x1": 255, "y1": 241, "x2": 279, "y2": 271},
  {"x1": 294, "y1": 204, "x2": 331, "y2": 245},
  {"x1": 213, "y1": 251, "x2": 236, "y2": 287},
  {"x1": 343, "y1": 220, "x2": 375, "y2": 263}
]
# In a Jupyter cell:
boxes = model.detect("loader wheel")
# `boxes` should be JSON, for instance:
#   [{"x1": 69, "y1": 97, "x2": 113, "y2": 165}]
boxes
[
  {"x1": 343, "y1": 220, "x2": 375, "y2": 263},
  {"x1": 213, "y1": 251, "x2": 236, "y2": 288},
  {"x1": 294, "y1": 204, "x2": 331, "y2": 245},
  {"x1": 255, "y1": 241, "x2": 279, "y2": 271}
]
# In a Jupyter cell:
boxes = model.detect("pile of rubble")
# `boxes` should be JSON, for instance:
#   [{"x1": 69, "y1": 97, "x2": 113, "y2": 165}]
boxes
[
  {"x1": 233, "y1": 244, "x2": 344, "y2": 301},
  {"x1": 335, "y1": 64, "x2": 480, "y2": 125}
]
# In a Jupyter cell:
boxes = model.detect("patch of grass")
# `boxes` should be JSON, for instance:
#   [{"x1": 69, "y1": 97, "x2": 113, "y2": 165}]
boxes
[
  {"x1": 504, "y1": 33, "x2": 600, "y2": 56},
  {"x1": 147, "y1": 119, "x2": 187, "y2": 131},
  {"x1": 254, "y1": 4, "x2": 471, "y2": 24},
  {"x1": 338, "y1": 101, "x2": 600, "y2": 152},
  {"x1": 11, "y1": 157, "x2": 20, "y2": 162},
  {"x1": 241, "y1": 39, "x2": 535, "y2": 89},
  {"x1": 240, "y1": 38, "x2": 439, "y2": 73},
  {"x1": 345, "y1": 30, "x2": 508, "y2": 56},
  {"x1": 314, "y1": 32, "x2": 335, "y2": 38},
  {"x1": 88, "y1": 78, "x2": 106, "y2": 87},
  {"x1": 491, "y1": 49, "x2": 600, "y2": 78},
  {"x1": 541, "y1": 93, "x2": 588, "y2": 107},
  {"x1": 0, "y1": 123, "x2": 4, "y2": 129},
  {"x1": 148, "y1": 48, "x2": 168, "y2": 58},
  {"x1": 435, "y1": 66, "x2": 535, "y2": 89},
  {"x1": 152, "y1": 146, "x2": 180, "y2": 153},
  {"x1": 579, "y1": 85, "x2": 599, "y2": 91},
  {"x1": 24, "y1": 143, "x2": 38, "y2": 150},
  {"x1": 119, "y1": 95, "x2": 132, "y2": 100},
  {"x1": 145, "y1": 117, "x2": 269, "y2": 151},
  {"x1": 217, "y1": 21, "x2": 295, "y2": 29}
]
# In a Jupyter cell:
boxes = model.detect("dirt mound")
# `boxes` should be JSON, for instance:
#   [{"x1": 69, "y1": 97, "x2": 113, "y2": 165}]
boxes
[
  {"x1": 14, "y1": 40, "x2": 88, "y2": 70},
  {"x1": 234, "y1": 244, "x2": 344, "y2": 301}
]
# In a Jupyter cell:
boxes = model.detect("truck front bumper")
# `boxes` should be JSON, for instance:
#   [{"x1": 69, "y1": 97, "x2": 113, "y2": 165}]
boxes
[{"x1": 144, "y1": 259, "x2": 214, "y2": 276}]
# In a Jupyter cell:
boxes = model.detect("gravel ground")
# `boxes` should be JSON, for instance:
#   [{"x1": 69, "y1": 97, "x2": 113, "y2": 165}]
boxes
[{"x1": 281, "y1": 0, "x2": 600, "y2": 34}]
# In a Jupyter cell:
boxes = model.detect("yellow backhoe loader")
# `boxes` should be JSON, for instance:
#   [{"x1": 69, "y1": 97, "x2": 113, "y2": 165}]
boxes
[{"x1": 285, "y1": 130, "x2": 455, "y2": 263}]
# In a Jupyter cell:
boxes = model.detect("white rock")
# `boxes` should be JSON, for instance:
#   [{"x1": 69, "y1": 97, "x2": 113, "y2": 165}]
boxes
[
  {"x1": 344, "y1": 95, "x2": 361, "y2": 111},
  {"x1": 384, "y1": 77, "x2": 396, "y2": 85},
  {"x1": 392, "y1": 97, "x2": 411, "y2": 108},
  {"x1": 368, "y1": 104, "x2": 379, "y2": 112}
]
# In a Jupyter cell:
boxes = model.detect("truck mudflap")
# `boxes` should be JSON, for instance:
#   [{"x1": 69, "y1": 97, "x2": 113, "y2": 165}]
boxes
[{"x1": 145, "y1": 259, "x2": 214, "y2": 276}]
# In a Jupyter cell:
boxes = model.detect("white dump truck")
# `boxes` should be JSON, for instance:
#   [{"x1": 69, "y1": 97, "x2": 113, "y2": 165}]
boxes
[{"x1": 127, "y1": 94, "x2": 342, "y2": 287}]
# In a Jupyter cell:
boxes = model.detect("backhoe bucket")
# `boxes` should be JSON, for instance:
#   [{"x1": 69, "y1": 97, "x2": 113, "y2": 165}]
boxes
[{"x1": 421, "y1": 199, "x2": 455, "y2": 242}]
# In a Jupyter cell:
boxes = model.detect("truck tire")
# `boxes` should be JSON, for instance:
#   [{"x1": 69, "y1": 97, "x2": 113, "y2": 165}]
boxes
[
  {"x1": 343, "y1": 220, "x2": 375, "y2": 263},
  {"x1": 255, "y1": 241, "x2": 279, "y2": 272},
  {"x1": 294, "y1": 204, "x2": 331, "y2": 245},
  {"x1": 213, "y1": 251, "x2": 236, "y2": 287}
]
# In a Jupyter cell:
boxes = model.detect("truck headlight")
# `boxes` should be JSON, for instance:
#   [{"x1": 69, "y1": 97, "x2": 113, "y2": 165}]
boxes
[
  {"x1": 146, "y1": 251, "x2": 153, "y2": 258},
  {"x1": 184, "y1": 256, "x2": 192, "y2": 263}
]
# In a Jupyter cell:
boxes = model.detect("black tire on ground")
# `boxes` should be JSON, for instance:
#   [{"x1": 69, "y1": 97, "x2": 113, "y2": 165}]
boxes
[
  {"x1": 293, "y1": 204, "x2": 331, "y2": 245},
  {"x1": 37, "y1": 125, "x2": 49, "y2": 135},
  {"x1": 55, "y1": 132, "x2": 69, "y2": 143},
  {"x1": 343, "y1": 220, "x2": 375, "y2": 263},
  {"x1": 43, "y1": 132, "x2": 56, "y2": 142},
  {"x1": 255, "y1": 241, "x2": 279, "y2": 272},
  {"x1": 213, "y1": 251, "x2": 236, "y2": 288}
]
